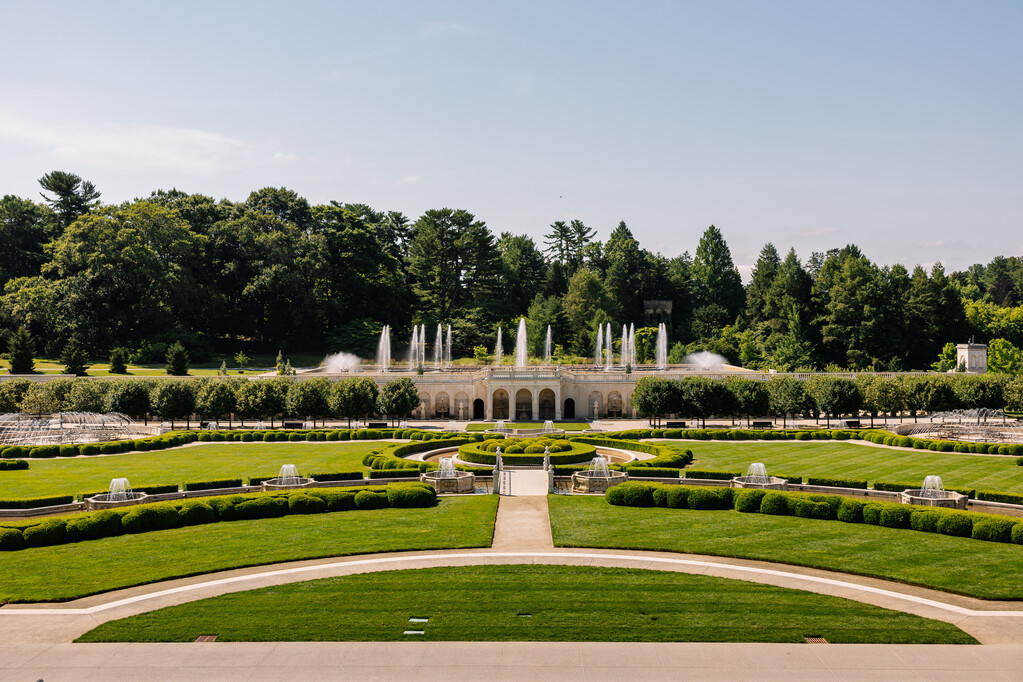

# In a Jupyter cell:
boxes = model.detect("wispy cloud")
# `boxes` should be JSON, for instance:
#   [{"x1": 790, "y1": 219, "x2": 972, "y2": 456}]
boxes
[
  {"x1": 0, "y1": 109, "x2": 265, "y2": 176},
  {"x1": 395, "y1": 175, "x2": 422, "y2": 186},
  {"x1": 420, "y1": 21, "x2": 476, "y2": 40}
]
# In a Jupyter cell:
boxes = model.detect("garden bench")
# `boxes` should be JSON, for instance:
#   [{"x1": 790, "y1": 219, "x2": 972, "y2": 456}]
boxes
[
  {"x1": 665, "y1": 421, "x2": 686, "y2": 428},
  {"x1": 751, "y1": 421, "x2": 773, "y2": 429}
]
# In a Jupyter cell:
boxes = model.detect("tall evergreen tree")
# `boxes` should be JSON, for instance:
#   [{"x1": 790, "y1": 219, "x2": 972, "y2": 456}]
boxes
[
  {"x1": 8, "y1": 326, "x2": 35, "y2": 374},
  {"x1": 691, "y1": 225, "x2": 744, "y2": 327},
  {"x1": 746, "y1": 243, "x2": 781, "y2": 324},
  {"x1": 37, "y1": 171, "x2": 101, "y2": 228},
  {"x1": 603, "y1": 221, "x2": 645, "y2": 321}
]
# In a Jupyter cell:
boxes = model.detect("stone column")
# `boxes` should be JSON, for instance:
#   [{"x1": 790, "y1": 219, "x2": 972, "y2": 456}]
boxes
[{"x1": 532, "y1": 390, "x2": 539, "y2": 422}]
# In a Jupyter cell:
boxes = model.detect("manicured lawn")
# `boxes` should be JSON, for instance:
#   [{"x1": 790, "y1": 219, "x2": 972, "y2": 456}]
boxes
[
  {"x1": 76, "y1": 565, "x2": 974, "y2": 644},
  {"x1": 0, "y1": 442, "x2": 383, "y2": 500},
  {"x1": 549, "y1": 495, "x2": 1023, "y2": 600},
  {"x1": 0, "y1": 495, "x2": 497, "y2": 603},
  {"x1": 465, "y1": 422, "x2": 593, "y2": 432},
  {"x1": 668, "y1": 440, "x2": 1023, "y2": 492}
]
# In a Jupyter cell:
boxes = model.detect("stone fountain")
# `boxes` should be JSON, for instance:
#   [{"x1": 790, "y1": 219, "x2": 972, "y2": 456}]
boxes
[
  {"x1": 730, "y1": 463, "x2": 788, "y2": 490},
  {"x1": 262, "y1": 464, "x2": 313, "y2": 490},
  {"x1": 420, "y1": 456, "x2": 475, "y2": 493},
  {"x1": 900, "y1": 475, "x2": 968, "y2": 509},
  {"x1": 87, "y1": 477, "x2": 149, "y2": 509},
  {"x1": 572, "y1": 455, "x2": 627, "y2": 493}
]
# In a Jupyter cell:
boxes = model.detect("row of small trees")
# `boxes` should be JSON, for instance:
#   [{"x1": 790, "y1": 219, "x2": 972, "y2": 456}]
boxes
[
  {"x1": 631, "y1": 373, "x2": 1023, "y2": 427},
  {"x1": 0, "y1": 377, "x2": 422, "y2": 426}
]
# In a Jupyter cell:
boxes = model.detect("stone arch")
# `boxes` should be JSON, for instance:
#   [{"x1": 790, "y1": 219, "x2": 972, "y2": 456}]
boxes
[
  {"x1": 492, "y1": 389, "x2": 510, "y2": 421},
  {"x1": 453, "y1": 392, "x2": 470, "y2": 421},
  {"x1": 607, "y1": 391, "x2": 623, "y2": 418},
  {"x1": 515, "y1": 388, "x2": 533, "y2": 421},
  {"x1": 538, "y1": 388, "x2": 556, "y2": 421},
  {"x1": 434, "y1": 392, "x2": 450, "y2": 419},
  {"x1": 563, "y1": 398, "x2": 576, "y2": 419},
  {"x1": 472, "y1": 398, "x2": 485, "y2": 420},
  {"x1": 588, "y1": 391, "x2": 603, "y2": 419}
]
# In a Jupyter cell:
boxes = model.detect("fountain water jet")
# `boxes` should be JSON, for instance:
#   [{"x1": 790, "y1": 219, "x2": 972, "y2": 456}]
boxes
[
  {"x1": 376, "y1": 325, "x2": 391, "y2": 370},
  {"x1": 572, "y1": 455, "x2": 627, "y2": 492},
  {"x1": 656, "y1": 323, "x2": 667, "y2": 369},
  {"x1": 731, "y1": 462, "x2": 787, "y2": 489},
  {"x1": 515, "y1": 317, "x2": 528, "y2": 368},
  {"x1": 494, "y1": 328, "x2": 503, "y2": 366},
  {"x1": 900, "y1": 475, "x2": 967, "y2": 508},
  {"x1": 545, "y1": 325, "x2": 552, "y2": 364},
  {"x1": 264, "y1": 464, "x2": 312, "y2": 489}
]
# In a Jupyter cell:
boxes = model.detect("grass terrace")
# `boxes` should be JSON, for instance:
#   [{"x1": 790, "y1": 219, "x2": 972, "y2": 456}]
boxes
[
  {"x1": 548, "y1": 495, "x2": 1023, "y2": 600},
  {"x1": 0, "y1": 495, "x2": 498, "y2": 603},
  {"x1": 0, "y1": 442, "x2": 382, "y2": 500},
  {"x1": 76, "y1": 565, "x2": 974, "y2": 644},
  {"x1": 669, "y1": 440, "x2": 1023, "y2": 493}
]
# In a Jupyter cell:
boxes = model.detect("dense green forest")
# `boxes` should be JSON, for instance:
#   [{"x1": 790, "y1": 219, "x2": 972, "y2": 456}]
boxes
[{"x1": 3, "y1": 171, "x2": 1023, "y2": 372}]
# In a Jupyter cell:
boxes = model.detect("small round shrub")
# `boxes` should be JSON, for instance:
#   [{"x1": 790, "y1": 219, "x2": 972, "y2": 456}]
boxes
[
  {"x1": 605, "y1": 482, "x2": 657, "y2": 507},
  {"x1": 862, "y1": 503, "x2": 883, "y2": 525},
  {"x1": 837, "y1": 500, "x2": 865, "y2": 523},
  {"x1": 879, "y1": 505, "x2": 912, "y2": 528},
  {"x1": 59, "y1": 445, "x2": 79, "y2": 457},
  {"x1": 236, "y1": 496, "x2": 289, "y2": 520},
  {"x1": 1011, "y1": 523, "x2": 1023, "y2": 545},
  {"x1": 23, "y1": 519, "x2": 67, "y2": 547},
  {"x1": 687, "y1": 487, "x2": 727, "y2": 510},
  {"x1": 0, "y1": 526, "x2": 26, "y2": 550},
  {"x1": 910, "y1": 511, "x2": 940, "y2": 533},
  {"x1": 240, "y1": 432, "x2": 253, "y2": 442},
  {"x1": 211, "y1": 432, "x2": 225, "y2": 441},
  {"x1": 354, "y1": 490, "x2": 389, "y2": 510},
  {"x1": 2, "y1": 445, "x2": 28, "y2": 458},
  {"x1": 936, "y1": 511, "x2": 973, "y2": 537},
  {"x1": 288, "y1": 433, "x2": 302, "y2": 441},
  {"x1": 29, "y1": 445, "x2": 59, "y2": 458},
  {"x1": 0, "y1": 459, "x2": 29, "y2": 470},
  {"x1": 386, "y1": 484, "x2": 437, "y2": 508},
  {"x1": 208, "y1": 495, "x2": 244, "y2": 521},
  {"x1": 794, "y1": 500, "x2": 832, "y2": 520},
  {"x1": 652, "y1": 486, "x2": 669, "y2": 507},
  {"x1": 198, "y1": 432, "x2": 212, "y2": 441},
  {"x1": 760, "y1": 492, "x2": 790, "y2": 515},
  {"x1": 734, "y1": 489, "x2": 767, "y2": 513},
  {"x1": 972, "y1": 518, "x2": 1016, "y2": 543},
  {"x1": 287, "y1": 494, "x2": 327, "y2": 514},
  {"x1": 178, "y1": 501, "x2": 216, "y2": 526},
  {"x1": 795, "y1": 432, "x2": 811, "y2": 441}
]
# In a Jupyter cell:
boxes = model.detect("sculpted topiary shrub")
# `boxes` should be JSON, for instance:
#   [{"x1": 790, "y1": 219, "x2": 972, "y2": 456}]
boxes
[
  {"x1": 837, "y1": 499, "x2": 865, "y2": 523},
  {"x1": 760, "y1": 492, "x2": 790, "y2": 515},
  {"x1": 936, "y1": 511, "x2": 973, "y2": 538},
  {"x1": 734, "y1": 489, "x2": 767, "y2": 513}
]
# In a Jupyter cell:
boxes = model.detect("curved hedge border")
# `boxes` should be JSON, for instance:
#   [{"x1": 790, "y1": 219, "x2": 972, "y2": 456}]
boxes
[
  {"x1": 458, "y1": 441, "x2": 596, "y2": 466},
  {"x1": 363, "y1": 436, "x2": 478, "y2": 472},
  {"x1": 0, "y1": 483, "x2": 437, "y2": 552},
  {"x1": 568, "y1": 436, "x2": 693, "y2": 469},
  {"x1": 605, "y1": 482, "x2": 1023, "y2": 548}
]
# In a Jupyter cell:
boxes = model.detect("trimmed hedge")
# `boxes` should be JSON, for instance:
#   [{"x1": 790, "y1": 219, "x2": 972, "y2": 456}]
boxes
[
  {"x1": 367, "y1": 469, "x2": 421, "y2": 479},
  {"x1": 458, "y1": 439, "x2": 596, "y2": 466},
  {"x1": 182, "y1": 478, "x2": 244, "y2": 492},
  {"x1": 0, "y1": 459, "x2": 29, "y2": 470},
  {"x1": 806, "y1": 476, "x2": 868, "y2": 490},
  {"x1": 976, "y1": 490, "x2": 1023, "y2": 505},
  {"x1": 683, "y1": 470, "x2": 739, "y2": 480},
  {"x1": 623, "y1": 467, "x2": 680, "y2": 478},
  {"x1": 0, "y1": 495, "x2": 75, "y2": 509},
  {"x1": 305, "y1": 470, "x2": 364, "y2": 482}
]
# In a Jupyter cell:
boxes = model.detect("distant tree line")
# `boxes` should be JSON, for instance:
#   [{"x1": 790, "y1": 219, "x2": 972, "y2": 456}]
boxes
[
  {"x1": 3, "y1": 171, "x2": 1023, "y2": 371},
  {"x1": 0, "y1": 376, "x2": 421, "y2": 426}
]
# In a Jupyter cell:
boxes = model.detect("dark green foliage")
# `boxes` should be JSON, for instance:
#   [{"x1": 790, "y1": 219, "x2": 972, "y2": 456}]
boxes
[
  {"x1": 0, "y1": 527, "x2": 25, "y2": 550},
  {"x1": 235, "y1": 496, "x2": 290, "y2": 520},
  {"x1": 0, "y1": 495, "x2": 73, "y2": 509},
  {"x1": 622, "y1": 467, "x2": 679, "y2": 478},
  {"x1": 177, "y1": 501, "x2": 216, "y2": 526},
  {"x1": 108, "y1": 347, "x2": 129, "y2": 374},
  {"x1": 972, "y1": 518, "x2": 1016, "y2": 543},
  {"x1": 977, "y1": 490, "x2": 1023, "y2": 505},
  {"x1": 59, "y1": 445, "x2": 79, "y2": 457},
  {"x1": 604, "y1": 482, "x2": 657, "y2": 507},
  {"x1": 687, "y1": 487, "x2": 730, "y2": 510},
  {"x1": 682, "y1": 470, "x2": 739, "y2": 480},
  {"x1": 1012, "y1": 524, "x2": 1023, "y2": 545},
  {"x1": 354, "y1": 490, "x2": 389, "y2": 510},
  {"x1": 305, "y1": 471, "x2": 363, "y2": 482},
  {"x1": 165, "y1": 341, "x2": 189, "y2": 375},
  {"x1": 879, "y1": 506, "x2": 912, "y2": 529},
  {"x1": 733, "y1": 489, "x2": 768, "y2": 513},
  {"x1": 1, "y1": 445, "x2": 28, "y2": 458},
  {"x1": 367, "y1": 469, "x2": 420, "y2": 479},
  {"x1": 807, "y1": 477, "x2": 868, "y2": 489},
  {"x1": 182, "y1": 478, "x2": 243, "y2": 491},
  {"x1": 936, "y1": 512, "x2": 973, "y2": 538},
  {"x1": 29, "y1": 444, "x2": 59, "y2": 458},
  {"x1": 0, "y1": 459, "x2": 29, "y2": 470},
  {"x1": 60, "y1": 339, "x2": 89, "y2": 375},
  {"x1": 309, "y1": 490, "x2": 358, "y2": 512},
  {"x1": 386, "y1": 484, "x2": 437, "y2": 508},
  {"x1": 837, "y1": 499, "x2": 865, "y2": 523},
  {"x1": 8, "y1": 326, "x2": 35, "y2": 374},
  {"x1": 759, "y1": 492, "x2": 790, "y2": 515},
  {"x1": 862, "y1": 503, "x2": 883, "y2": 525},
  {"x1": 22, "y1": 519, "x2": 67, "y2": 547},
  {"x1": 910, "y1": 511, "x2": 940, "y2": 533},
  {"x1": 287, "y1": 494, "x2": 327, "y2": 515}
]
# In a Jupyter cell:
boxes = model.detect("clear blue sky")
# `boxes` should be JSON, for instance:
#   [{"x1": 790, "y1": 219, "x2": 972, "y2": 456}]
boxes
[{"x1": 1, "y1": 0, "x2": 1020, "y2": 276}]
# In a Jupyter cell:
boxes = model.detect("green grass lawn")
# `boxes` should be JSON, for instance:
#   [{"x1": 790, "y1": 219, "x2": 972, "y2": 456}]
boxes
[
  {"x1": 75, "y1": 565, "x2": 974, "y2": 644},
  {"x1": 0, "y1": 495, "x2": 497, "y2": 603},
  {"x1": 549, "y1": 495, "x2": 1023, "y2": 600},
  {"x1": 0, "y1": 442, "x2": 383, "y2": 500},
  {"x1": 465, "y1": 422, "x2": 593, "y2": 432},
  {"x1": 668, "y1": 440, "x2": 1023, "y2": 492}
]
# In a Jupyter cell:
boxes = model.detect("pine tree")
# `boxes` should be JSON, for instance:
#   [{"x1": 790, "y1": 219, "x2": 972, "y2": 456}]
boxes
[
  {"x1": 8, "y1": 326, "x2": 35, "y2": 374},
  {"x1": 60, "y1": 339, "x2": 89, "y2": 376},
  {"x1": 165, "y1": 341, "x2": 190, "y2": 376},
  {"x1": 108, "y1": 347, "x2": 129, "y2": 374}
]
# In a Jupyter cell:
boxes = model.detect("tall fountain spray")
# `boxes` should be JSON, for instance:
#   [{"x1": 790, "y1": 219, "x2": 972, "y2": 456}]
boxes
[
  {"x1": 605, "y1": 323, "x2": 613, "y2": 370},
  {"x1": 621, "y1": 324, "x2": 629, "y2": 367},
  {"x1": 628, "y1": 323, "x2": 636, "y2": 367},
  {"x1": 594, "y1": 324, "x2": 603, "y2": 366},
  {"x1": 494, "y1": 327, "x2": 503, "y2": 366},
  {"x1": 545, "y1": 325, "x2": 552, "y2": 364},
  {"x1": 376, "y1": 325, "x2": 391, "y2": 371},
  {"x1": 515, "y1": 317, "x2": 528, "y2": 368},
  {"x1": 420, "y1": 324, "x2": 427, "y2": 367},
  {"x1": 408, "y1": 325, "x2": 419, "y2": 370},
  {"x1": 446, "y1": 324, "x2": 452, "y2": 367},
  {"x1": 434, "y1": 324, "x2": 443, "y2": 368},
  {"x1": 656, "y1": 322, "x2": 667, "y2": 369}
]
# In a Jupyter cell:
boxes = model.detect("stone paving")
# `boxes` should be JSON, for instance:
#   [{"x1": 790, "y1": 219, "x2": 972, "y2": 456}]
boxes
[{"x1": 5, "y1": 478, "x2": 1023, "y2": 679}]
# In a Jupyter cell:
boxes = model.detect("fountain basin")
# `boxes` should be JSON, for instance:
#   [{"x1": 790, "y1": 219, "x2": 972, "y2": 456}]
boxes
[
  {"x1": 571, "y1": 469, "x2": 627, "y2": 493},
  {"x1": 730, "y1": 476, "x2": 789, "y2": 490},
  {"x1": 900, "y1": 489, "x2": 968, "y2": 509},
  {"x1": 420, "y1": 470, "x2": 476, "y2": 493},
  {"x1": 262, "y1": 477, "x2": 314, "y2": 490},
  {"x1": 86, "y1": 492, "x2": 149, "y2": 510}
]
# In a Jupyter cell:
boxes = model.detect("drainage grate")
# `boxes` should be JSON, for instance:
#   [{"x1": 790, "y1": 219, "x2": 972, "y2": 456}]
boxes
[
  {"x1": 804, "y1": 636, "x2": 829, "y2": 644},
  {"x1": 517, "y1": 613, "x2": 532, "y2": 617},
  {"x1": 194, "y1": 635, "x2": 218, "y2": 642},
  {"x1": 403, "y1": 630, "x2": 425, "y2": 635},
  {"x1": 408, "y1": 618, "x2": 429, "y2": 623}
]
